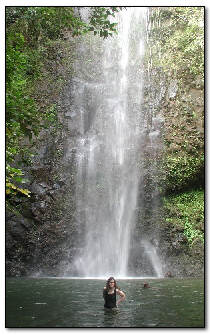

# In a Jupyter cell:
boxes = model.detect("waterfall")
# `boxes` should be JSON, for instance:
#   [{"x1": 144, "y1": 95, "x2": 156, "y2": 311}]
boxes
[{"x1": 64, "y1": 7, "x2": 163, "y2": 278}]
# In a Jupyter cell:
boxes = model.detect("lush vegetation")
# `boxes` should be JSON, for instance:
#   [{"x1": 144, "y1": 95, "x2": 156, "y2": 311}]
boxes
[
  {"x1": 164, "y1": 153, "x2": 204, "y2": 193},
  {"x1": 163, "y1": 190, "x2": 204, "y2": 245},
  {"x1": 6, "y1": 6, "x2": 123, "y2": 200},
  {"x1": 147, "y1": 7, "x2": 204, "y2": 194},
  {"x1": 146, "y1": 7, "x2": 204, "y2": 248},
  {"x1": 148, "y1": 7, "x2": 204, "y2": 81}
]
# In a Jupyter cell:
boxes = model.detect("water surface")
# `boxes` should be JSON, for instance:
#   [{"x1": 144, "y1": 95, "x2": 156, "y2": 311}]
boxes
[{"x1": 6, "y1": 278, "x2": 204, "y2": 328}]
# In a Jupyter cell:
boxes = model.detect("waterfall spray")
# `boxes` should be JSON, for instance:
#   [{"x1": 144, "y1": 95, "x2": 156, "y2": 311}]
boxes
[{"x1": 64, "y1": 7, "x2": 163, "y2": 278}]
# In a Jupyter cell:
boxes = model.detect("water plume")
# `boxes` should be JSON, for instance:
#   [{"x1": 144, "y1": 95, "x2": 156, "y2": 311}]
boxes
[{"x1": 65, "y1": 7, "x2": 163, "y2": 278}]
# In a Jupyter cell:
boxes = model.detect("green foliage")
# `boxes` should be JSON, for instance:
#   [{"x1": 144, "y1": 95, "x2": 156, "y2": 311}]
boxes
[
  {"x1": 87, "y1": 7, "x2": 121, "y2": 38},
  {"x1": 6, "y1": 166, "x2": 31, "y2": 197},
  {"x1": 163, "y1": 190, "x2": 204, "y2": 246},
  {"x1": 6, "y1": 27, "x2": 42, "y2": 197},
  {"x1": 6, "y1": 7, "x2": 123, "y2": 43},
  {"x1": 184, "y1": 217, "x2": 204, "y2": 245},
  {"x1": 164, "y1": 153, "x2": 204, "y2": 192},
  {"x1": 6, "y1": 6, "x2": 123, "y2": 200},
  {"x1": 43, "y1": 104, "x2": 58, "y2": 127},
  {"x1": 148, "y1": 7, "x2": 204, "y2": 81},
  {"x1": 147, "y1": 7, "x2": 204, "y2": 195}
]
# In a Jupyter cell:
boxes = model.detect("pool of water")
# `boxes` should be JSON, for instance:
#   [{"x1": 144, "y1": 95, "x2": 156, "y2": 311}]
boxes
[{"x1": 6, "y1": 277, "x2": 204, "y2": 328}]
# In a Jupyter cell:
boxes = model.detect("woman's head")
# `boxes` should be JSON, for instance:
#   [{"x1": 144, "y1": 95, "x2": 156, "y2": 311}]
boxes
[{"x1": 106, "y1": 276, "x2": 117, "y2": 290}]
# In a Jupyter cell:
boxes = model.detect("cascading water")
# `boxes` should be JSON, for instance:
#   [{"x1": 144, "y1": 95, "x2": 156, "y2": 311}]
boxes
[{"x1": 64, "y1": 7, "x2": 163, "y2": 278}]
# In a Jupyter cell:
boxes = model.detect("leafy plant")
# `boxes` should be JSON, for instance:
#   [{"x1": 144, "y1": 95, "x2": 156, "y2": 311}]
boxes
[
  {"x1": 184, "y1": 217, "x2": 204, "y2": 245},
  {"x1": 163, "y1": 190, "x2": 204, "y2": 246},
  {"x1": 164, "y1": 153, "x2": 204, "y2": 192}
]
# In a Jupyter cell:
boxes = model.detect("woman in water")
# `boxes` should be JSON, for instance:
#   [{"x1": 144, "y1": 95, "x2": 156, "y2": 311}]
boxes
[{"x1": 103, "y1": 277, "x2": 125, "y2": 309}]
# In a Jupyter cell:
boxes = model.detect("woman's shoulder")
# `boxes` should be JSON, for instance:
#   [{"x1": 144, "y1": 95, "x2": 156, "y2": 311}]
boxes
[
  {"x1": 103, "y1": 287, "x2": 107, "y2": 290},
  {"x1": 116, "y1": 288, "x2": 124, "y2": 294}
]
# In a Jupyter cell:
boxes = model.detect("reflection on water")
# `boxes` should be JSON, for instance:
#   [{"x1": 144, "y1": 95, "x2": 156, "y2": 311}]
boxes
[{"x1": 6, "y1": 278, "x2": 204, "y2": 328}]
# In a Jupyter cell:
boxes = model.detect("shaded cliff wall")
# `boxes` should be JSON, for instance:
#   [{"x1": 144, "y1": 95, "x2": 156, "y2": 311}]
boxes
[
  {"x1": 6, "y1": 34, "x2": 79, "y2": 276},
  {"x1": 143, "y1": 7, "x2": 204, "y2": 277}
]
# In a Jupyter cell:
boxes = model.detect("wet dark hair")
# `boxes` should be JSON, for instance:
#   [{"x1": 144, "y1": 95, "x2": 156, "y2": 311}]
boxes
[{"x1": 105, "y1": 277, "x2": 118, "y2": 291}]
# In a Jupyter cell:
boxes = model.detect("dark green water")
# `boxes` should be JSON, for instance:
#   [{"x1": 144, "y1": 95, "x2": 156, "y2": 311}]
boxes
[{"x1": 6, "y1": 278, "x2": 204, "y2": 328}]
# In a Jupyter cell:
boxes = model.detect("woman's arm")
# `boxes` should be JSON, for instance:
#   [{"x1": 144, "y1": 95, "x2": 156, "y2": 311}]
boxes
[{"x1": 116, "y1": 289, "x2": 125, "y2": 306}]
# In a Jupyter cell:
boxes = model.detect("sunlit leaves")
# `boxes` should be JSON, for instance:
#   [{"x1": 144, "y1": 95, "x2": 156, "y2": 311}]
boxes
[{"x1": 6, "y1": 166, "x2": 31, "y2": 198}]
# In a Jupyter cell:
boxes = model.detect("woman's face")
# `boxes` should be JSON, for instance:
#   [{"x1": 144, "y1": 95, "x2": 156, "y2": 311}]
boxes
[{"x1": 109, "y1": 279, "x2": 115, "y2": 288}]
